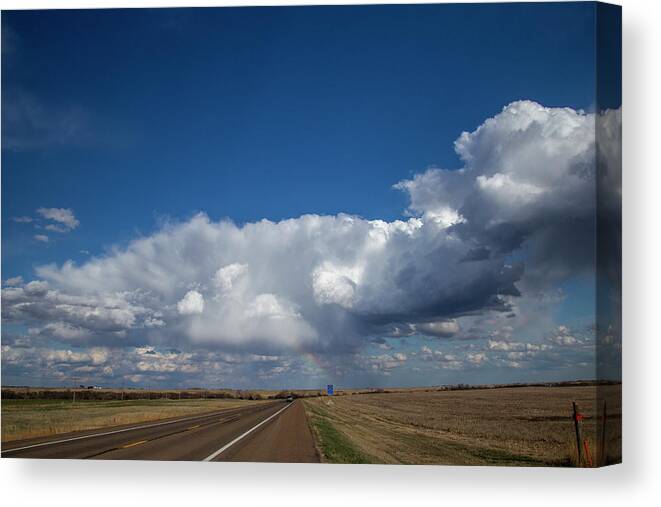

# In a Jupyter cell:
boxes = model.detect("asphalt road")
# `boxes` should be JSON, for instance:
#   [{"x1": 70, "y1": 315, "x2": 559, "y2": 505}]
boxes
[{"x1": 1, "y1": 400, "x2": 319, "y2": 462}]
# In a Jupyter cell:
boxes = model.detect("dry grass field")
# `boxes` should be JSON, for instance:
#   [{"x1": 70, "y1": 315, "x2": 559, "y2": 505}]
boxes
[
  {"x1": 304, "y1": 385, "x2": 621, "y2": 466},
  {"x1": 1, "y1": 397, "x2": 267, "y2": 442}
]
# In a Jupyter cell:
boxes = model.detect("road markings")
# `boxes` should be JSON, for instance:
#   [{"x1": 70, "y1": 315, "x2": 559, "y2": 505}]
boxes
[
  {"x1": 187, "y1": 425, "x2": 201, "y2": 430},
  {"x1": 121, "y1": 440, "x2": 148, "y2": 449},
  {"x1": 0, "y1": 408, "x2": 254, "y2": 455},
  {"x1": 203, "y1": 402, "x2": 293, "y2": 462}
]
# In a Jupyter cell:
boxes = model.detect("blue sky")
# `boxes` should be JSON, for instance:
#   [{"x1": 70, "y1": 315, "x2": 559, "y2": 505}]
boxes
[{"x1": 1, "y1": 3, "x2": 621, "y2": 389}]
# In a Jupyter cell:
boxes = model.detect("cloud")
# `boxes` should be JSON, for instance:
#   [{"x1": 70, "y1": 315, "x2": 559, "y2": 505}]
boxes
[
  {"x1": 475, "y1": 325, "x2": 593, "y2": 371},
  {"x1": 44, "y1": 224, "x2": 70, "y2": 233},
  {"x1": 396, "y1": 101, "x2": 621, "y2": 290},
  {"x1": 177, "y1": 290, "x2": 205, "y2": 315},
  {"x1": 3, "y1": 276, "x2": 23, "y2": 286},
  {"x1": 42, "y1": 348, "x2": 109, "y2": 365},
  {"x1": 488, "y1": 340, "x2": 517, "y2": 351},
  {"x1": 12, "y1": 216, "x2": 33, "y2": 223},
  {"x1": 467, "y1": 352, "x2": 487, "y2": 366},
  {"x1": 37, "y1": 207, "x2": 79, "y2": 231},
  {"x1": 419, "y1": 346, "x2": 464, "y2": 369},
  {"x1": 2, "y1": 344, "x2": 109, "y2": 369},
  {"x1": 2, "y1": 281, "x2": 153, "y2": 339},
  {"x1": 366, "y1": 352, "x2": 408, "y2": 374},
  {"x1": 1, "y1": 102, "x2": 620, "y2": 369},
  {"x1": 34, "y1": 234, "x2": 49, "y2": 242},
  {"x1": 213, "y1": 263, "x2": 248, "y2": 292},
  {"x1": 29, "y1": 322, "x2": 88, "y2": 341},
  {"x1": 13, "y1": 211, "x2": 518, "y2": 353},
  {"x1": 134, "y1": 348, "x2": 199, "y2": 374},
  {"x1": 548, "y1": 325, "x2": 579, "y2": 346},
  {"x1": 416, "y1": 320, "x2": 460, "y2": 338},
  {"x1": 0, "y1": 340, "x2": 293, "y2": 387}
]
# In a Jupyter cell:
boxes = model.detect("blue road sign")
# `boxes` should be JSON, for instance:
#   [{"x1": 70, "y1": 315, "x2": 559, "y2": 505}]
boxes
[{"x1": 327, "y1": 384, "x2": 334, "y2": 396}]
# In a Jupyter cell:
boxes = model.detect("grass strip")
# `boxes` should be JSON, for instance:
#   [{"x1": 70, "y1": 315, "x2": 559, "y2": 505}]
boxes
[{"x1": 305, "y1": 404, "x2": 373, "y2": 464}]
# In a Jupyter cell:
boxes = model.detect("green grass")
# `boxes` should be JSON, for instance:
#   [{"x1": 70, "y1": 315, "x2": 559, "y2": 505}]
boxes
[{"x1": 306, "y1": 405, "x2": 374, "y2": 464}]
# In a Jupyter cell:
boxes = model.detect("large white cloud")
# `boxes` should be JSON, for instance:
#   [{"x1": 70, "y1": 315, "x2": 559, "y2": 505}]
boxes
[
  {"x1": 12, "y1": 211, "x2": 517, "y2": 353},
  {"x1": 396, "y1": 101, "x2": 621, "y2": 290},
  {"x1": 2, "y1": 101, "x2": 621, "y2": 360}
]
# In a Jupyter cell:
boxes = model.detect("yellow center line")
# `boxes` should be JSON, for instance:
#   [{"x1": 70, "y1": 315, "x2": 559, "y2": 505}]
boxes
[
  {"x1": 187, "y1": 425, "x2": 201, "y2": 430},
  {"x1": 121, "y1": 440, "x2": 148, "y2": 449}
]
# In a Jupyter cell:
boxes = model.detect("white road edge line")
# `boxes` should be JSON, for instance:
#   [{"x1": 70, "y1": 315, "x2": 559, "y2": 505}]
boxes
[
  {"x1": 203, "y1": 402, "x2": 293, "y2": 462},
  {"x1": 0, "y1": 406, "x2": 260, "y2": 455}
]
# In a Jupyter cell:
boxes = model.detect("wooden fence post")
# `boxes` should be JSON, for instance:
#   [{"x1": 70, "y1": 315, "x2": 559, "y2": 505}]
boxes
[
  {"x1": 572, "y1": 401, "x2": 583, "y2": 466},
  {"x1": 600, "y1": 400, "x2": 608, "y2": 466}
]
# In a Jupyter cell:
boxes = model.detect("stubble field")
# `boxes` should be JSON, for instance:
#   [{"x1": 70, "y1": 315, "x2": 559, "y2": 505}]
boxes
[{"x1": 304, "y1": 385, "x2": 621, "y2": 466}]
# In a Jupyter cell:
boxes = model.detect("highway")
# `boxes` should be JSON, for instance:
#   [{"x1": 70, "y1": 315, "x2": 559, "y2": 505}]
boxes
[{"x1": 1, "y1": 400, "x2": 319, "y2": 462}]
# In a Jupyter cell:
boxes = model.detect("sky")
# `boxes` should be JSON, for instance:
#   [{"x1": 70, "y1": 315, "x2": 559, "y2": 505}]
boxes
[{"x1": 1, "y1": 3, "x2": 621, "y2": 389}]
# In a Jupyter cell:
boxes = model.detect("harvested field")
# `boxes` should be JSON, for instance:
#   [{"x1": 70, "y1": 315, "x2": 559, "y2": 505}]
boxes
[
  {"x1": 304, "y1": 385, "x2": 621, "y2": 466},
  {"x1": 1, "y1": 397, "x2": 267, "y2": 442}
]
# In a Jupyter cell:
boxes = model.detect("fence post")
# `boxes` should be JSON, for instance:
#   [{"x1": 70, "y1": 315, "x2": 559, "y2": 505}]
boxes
[
  {"x1": 600, "y1": 400, "x2": 608, "y2": 466},
  {"x1": 572, "y1": 402, "x2": 583, "y2": 466}
]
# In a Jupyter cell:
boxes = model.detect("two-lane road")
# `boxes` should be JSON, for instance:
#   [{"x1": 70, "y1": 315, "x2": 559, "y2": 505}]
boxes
[{"x1": 1, "y1": 400, "x2": 319, "y2": 462}]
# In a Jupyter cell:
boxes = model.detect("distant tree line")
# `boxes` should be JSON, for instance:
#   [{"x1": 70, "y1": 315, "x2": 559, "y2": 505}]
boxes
[{"x1": 1, "y1": 379, "x2": 618, "y2": 402}]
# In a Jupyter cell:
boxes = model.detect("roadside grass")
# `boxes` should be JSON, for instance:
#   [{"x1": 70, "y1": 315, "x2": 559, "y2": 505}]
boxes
[
  {"x1": 305, "y1": 403, "x2": 374, "y2": 464},
  {"x1": 1, "y1": 398, "x2": 267, "y2": 442}
]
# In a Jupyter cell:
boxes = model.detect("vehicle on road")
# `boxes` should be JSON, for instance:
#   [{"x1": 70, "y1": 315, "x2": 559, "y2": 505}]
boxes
[{"x1": 286, "y1": 396, "x2": 294, "y2": 403}]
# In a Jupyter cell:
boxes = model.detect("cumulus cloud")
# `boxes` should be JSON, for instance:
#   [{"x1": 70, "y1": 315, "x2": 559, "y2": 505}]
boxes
[
  {"x1": 12, "y1": 211, "x2": 518, "y2": 353},
  {"x1": 396, "y1": 101, "x2": 621, "y2": 290},
  {"x1": 467, "y1": 352, "x2": 487, "y2": 365},
  {"x1": 2, "y1": 281, "x2": 153, "y2": 340},
  {"x1": 548, "y1": 325, "x2": 579, "y2": 346},
  {"x1": 0, "y1": 339, "x2": 294, "y2": 387},
  {"x1": 416, "y1": 320, "x2": 460, "y2": 338},
  {"x1": 34, "y1": 234, "x2": 49, "y2": 242},
  {"x1": 37, "y1": 207, "x2": 79, "y2": 231},
  {"x1": 1, "y1": 102, "x2": 620, "y2": 369},
  {"x1": 418, "y1": 346, "x2": 464, "y2": 370},
  {"x1": 44, "y1": 223, "x2": 70, "y2": 233},
  {"x1": 29, "y1": 322, "x2": 87, "y2": 341},
  {"x1": 177, "y1": 290, "x2": 205, "y2": 315},
  {"x1": 366, "y1": 352, "x2": 408, "y2": 375},
  {"x1": 390, "y1": 325, "x2": 591, "y2": 377},
  {"x1": 487, "y1": 339, "x2": 553, "y2": 353},
  {"x1": 135, "y1": 347, "x2": 199, "y2": 374},
  {"x1": 213, "y1": 263, "x2": 248, "y2": 292},
  {"x1": 469, "y1": 325, "x2": 594, "y2": 371}
]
